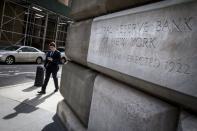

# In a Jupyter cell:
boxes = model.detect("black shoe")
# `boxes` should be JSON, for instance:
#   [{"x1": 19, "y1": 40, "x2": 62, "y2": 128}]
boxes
[
  {"x1": 37, "y1": 91, "x2": 46, "y2": 94},
  {"x1": 54, "y1": 89, "x2": 59, "y2": 93}
]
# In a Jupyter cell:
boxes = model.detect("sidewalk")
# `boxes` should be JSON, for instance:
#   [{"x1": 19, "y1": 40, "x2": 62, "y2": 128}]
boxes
[{"x1": 0, "y1": 79, "x2": 66, "y2": 131}]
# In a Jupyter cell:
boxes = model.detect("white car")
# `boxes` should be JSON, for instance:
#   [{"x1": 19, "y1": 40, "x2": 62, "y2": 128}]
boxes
[
  {"x1": 57, "y1": 47, "x2": 69, "y2": 64},
  {"x1": 0, "y1": 45, "x2": 45, "y2": 64}
]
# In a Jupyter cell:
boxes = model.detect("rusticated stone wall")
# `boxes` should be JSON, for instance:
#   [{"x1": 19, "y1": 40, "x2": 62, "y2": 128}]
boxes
[{"x1": 58, "y1": 0, "x2": 197, "y2": 131}]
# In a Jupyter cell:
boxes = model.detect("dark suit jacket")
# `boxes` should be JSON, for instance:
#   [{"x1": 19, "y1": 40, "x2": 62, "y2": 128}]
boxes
[{"x1": 44, "y1": 50, "x2": 61, "y2": 70}]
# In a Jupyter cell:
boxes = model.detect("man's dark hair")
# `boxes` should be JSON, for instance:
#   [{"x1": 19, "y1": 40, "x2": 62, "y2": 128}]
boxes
[{"x1": 49, "y1": 42, "x2": 56, "y2": 47}]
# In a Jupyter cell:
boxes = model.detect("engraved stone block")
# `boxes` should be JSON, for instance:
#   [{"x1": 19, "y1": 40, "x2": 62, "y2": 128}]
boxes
[
  {"x1": 88, "y1": 75, "x2": 178, "y2": 131},
  {"x1": 60, "y1": 62, "x2": 97, "y2": 126},
  {"x1": 87, "y1": 0, "x2": 197, "y2": 111}
]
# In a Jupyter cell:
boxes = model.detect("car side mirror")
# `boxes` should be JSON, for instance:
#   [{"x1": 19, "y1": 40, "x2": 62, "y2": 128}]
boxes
[{"x1": 17, "y1": 50, "x2": 22, "y2": 53}]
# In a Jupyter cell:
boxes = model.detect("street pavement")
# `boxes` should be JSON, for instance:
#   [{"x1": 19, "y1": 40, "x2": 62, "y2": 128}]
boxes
[
  {"x1": 0, "y1": 64, "x2": 62, "y2": 87},
  {"x1": 0, "y1": 63, "x2": 66, "y2": 131}
]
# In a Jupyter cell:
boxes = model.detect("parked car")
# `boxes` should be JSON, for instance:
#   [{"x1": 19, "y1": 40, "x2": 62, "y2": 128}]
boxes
[
  {"x1": 57, "y1": 47, "x2": 69, "y2": 64},
  {"x1": 0, "y1": 45, "x2": 45, "y2": 64}
]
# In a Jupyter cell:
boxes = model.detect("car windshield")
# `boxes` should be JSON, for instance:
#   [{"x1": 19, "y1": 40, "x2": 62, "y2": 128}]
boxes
[
  {"x1": 4, "y1": 46, "x2": 20, "y2": 51},
  {"x1": 57, "y1": 48, "x2": 65, "y2": 52}
]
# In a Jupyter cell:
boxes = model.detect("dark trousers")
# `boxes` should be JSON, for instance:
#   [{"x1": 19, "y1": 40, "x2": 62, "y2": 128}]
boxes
[{"x1": 41, "y1": 67, "x2": 59, "y2": 92}]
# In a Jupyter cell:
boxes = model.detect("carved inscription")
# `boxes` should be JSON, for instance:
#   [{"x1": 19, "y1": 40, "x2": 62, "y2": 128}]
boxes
[
  {"x1": 88, "y1": 1, "x2": 197, "y2": 94},
  {"x1": 127, "y1": 55, "x2": 160, "y2": 69},
  {"x1": 155, "y1": 17, "x2": 193, "y2": 32},
  {"x1": 89, "y1": 48, "x2": 191, "y2": 75},
  {"x1": 101, "y1": 37, "x2": 157, "y2": 49},
  {"x1": 165, "y1": 60, "x2": 191, "y2": 75},
  {"x1": 89, "y1": 14, "x2": 195, "y2": 75},
  {"x1": 96, "y1": 17, "x2": 193, "y2": 35}
]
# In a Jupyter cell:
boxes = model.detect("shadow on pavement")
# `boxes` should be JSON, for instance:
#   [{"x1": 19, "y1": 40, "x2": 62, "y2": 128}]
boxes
[
  {"x1": 3, "y1": 93, "x2": 54, "y2": 120},
  {"x1": 42, "y1": 114, "x2": 67, "y2": 131},
  {"x1": 22, "y1": 85, "x2": 40, "y2": 92}
]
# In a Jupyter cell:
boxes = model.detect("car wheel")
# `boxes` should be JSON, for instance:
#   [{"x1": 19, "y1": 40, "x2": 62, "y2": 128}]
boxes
[
  {"x1": 5, "y1": 56, "x2": 15, "y2": 65},
  {"x1": 61, "y1": 57, "x2": 67, "y2": 64},
  {"x1": 36, "y1": 57, "x2": 43, "y2": 64}
]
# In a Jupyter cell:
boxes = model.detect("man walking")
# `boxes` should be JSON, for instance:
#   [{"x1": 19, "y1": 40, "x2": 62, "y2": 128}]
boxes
[{"x1": 38, "y1": 42, "x2": 61, "y2": 94}]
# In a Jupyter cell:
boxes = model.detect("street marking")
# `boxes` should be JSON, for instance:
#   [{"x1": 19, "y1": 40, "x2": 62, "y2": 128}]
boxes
[
  {"x1": 0, "y1": 74, "x2": 10, "y2": 76},
  {"x1": 15, "y1": 72, "x2": 35, "y2": 75},
  {"x1": 8, "y1": 71, "x2": 15, "y2": 73},
  {"x1": 0, "y1": 82, "x2": 34, "y2": 89},
  {"x1": 1, "y1": 67, "x2": 17, "y2": 69},
  {"x1": 0, "y1": 72, "x2": 36, "y2": 77}
]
